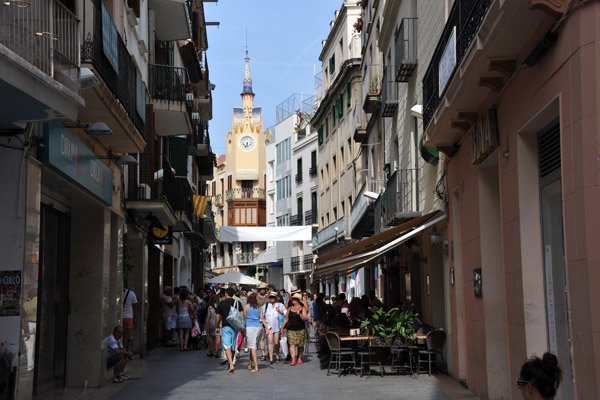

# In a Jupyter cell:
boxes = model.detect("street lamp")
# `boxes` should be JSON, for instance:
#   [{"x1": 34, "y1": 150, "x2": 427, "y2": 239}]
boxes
[{"x1": 429, "y1": 226, "x2": 441, "y2": 249}]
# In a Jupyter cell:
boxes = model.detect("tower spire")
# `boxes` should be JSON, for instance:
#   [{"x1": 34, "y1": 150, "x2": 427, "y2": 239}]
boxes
[{"x1": 242, "y1": 34, "x2": 254, "y2": 96}]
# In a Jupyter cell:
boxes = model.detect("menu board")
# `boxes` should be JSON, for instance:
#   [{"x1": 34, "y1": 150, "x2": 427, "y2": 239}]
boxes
[{"x1": 0, "y1": 270, "x2": 21, "y2": 316}]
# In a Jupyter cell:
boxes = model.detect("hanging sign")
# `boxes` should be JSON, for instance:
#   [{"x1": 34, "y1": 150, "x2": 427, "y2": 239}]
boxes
[{"x1": 149, "y1": 225, "x2": 173, "y2": 245}]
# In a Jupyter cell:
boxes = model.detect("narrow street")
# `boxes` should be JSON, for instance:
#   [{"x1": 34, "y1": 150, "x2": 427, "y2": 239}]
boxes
[{"x1": 69, "y1": 347, "x2": 476, "y2": 400}]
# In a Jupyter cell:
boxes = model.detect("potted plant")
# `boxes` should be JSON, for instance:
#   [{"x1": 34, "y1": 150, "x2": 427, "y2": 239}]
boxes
[
  {"x1": 354, "y1": 13, "x2": 364, "y2": 33},
  {"x1": 368, "y1": 75, "x2": 380, "y2": 94},
  {"x1": 294, "y1": 109, "x2": 312, "y2": 131},
  {"x1": 360, "y1": 306, "x2": 420, "y2": 345}
]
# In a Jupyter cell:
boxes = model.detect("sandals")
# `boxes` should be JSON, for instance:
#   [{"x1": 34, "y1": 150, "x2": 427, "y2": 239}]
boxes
[
  {"x1": 260, "y1": 355, "x2": 267, "y2": 361},
  {"x1": 207, "y1": 351, "x2": 213, "y2": 357},
  {"x1": 276, "y1": 355, "x2": 280, "y2": 363}
]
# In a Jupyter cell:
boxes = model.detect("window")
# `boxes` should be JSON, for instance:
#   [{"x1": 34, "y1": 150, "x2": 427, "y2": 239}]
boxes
[
  {"x1": 341, "y1": 200, "x2": 345, "y2": 217},
  {"x1": 311, "y1": 151, "x2": 317, "y2": 169},
  {"x1": 220, "y1": 178, "x2": 224, "y2": 196},
  {"x1": 297, "y1": 158, "x2": 303, "y2": 175},
  {"x1": 346, "y1": 82, "x2": 351, "y2": 107},
  {"x1": 348, "y1": 196, "x2": 352, "y2": 209},
  {"x1": 340, "y1": 146, "x2": 344, "y2": 167},
  {"x1": 326, "y1": 163, "x2": 329, "y2": 183},
  {"x1": 276, "y1": 176, "x2": 292, "y2": 200},
  {"x1": 276, "y1": 138, "x2": 292, "y2": 164},
  {"x1": 333, "y1": 207, "x2": 337, "y2": 221},
  {"x1": 332, "y1": 155, "x2": 337, "y2": 176},
  {"x1": 325, "y1": 118, "x2": 329, "y2": 138},
  {"x1": 277, "y1": 214, "x2": 291, "y2": 226},
  {"x1": 101, "y1": 3, "x2": 119, "y2": 73},
  {"x1": 227, "y1": 175, "x2": 232, "y2": 190},
  {"x1": 329, "y1": 55, "x2": 335, "y2": 75},
  {"x1": 348, "y1": 138, "x2": 352, "y2": 159},
  {"x1": 318, "y1": 126, "x2": 323, "y2": 145},
  {"x1": 211, "y1": 181, "x2": 216, "y2": 196}
]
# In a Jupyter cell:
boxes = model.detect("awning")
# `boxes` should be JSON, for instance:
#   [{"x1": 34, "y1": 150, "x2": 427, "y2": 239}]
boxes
[
  {"x1": 149, "y1": 0, "x2": 191, "y2": 41},
  {"x1": 250, "y1": 246, "x2": 278, "y2": 265},
  {"x1": 313, "y1": 211, "x2": 446, "y2": 281},
  {"x1": 219, "y1": 226, "x2": 312, "y2": 242}
]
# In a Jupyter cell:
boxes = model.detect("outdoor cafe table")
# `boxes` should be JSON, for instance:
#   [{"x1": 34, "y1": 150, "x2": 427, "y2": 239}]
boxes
[{"x1": 339, "y1": 335, "x2": 379, "y2": 377}]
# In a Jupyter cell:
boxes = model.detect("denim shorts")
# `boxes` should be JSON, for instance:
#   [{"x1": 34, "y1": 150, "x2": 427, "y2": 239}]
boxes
[{"x1": 107, "y1": 353, "x2": 125, "y2": 369}]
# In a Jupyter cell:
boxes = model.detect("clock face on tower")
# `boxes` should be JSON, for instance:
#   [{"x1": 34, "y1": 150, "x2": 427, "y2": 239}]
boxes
[{"x1": 240, "y1": 135, "x2": 255, "y2": 151}]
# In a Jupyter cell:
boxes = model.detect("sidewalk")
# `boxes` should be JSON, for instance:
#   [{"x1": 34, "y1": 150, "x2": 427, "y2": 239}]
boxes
[{"x1": 56, "y1": 347, "x2": 481, "y2": 400}]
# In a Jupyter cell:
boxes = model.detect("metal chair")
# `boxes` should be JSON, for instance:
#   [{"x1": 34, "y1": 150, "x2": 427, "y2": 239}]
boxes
[
  {"x1": 391, "y1": 336, "x2": 412, "y2": 374},
  {"x1": 305, "y1": 324, "x2": 320, "y2": 355},
  {"x1": 325, "y1": 332, "x2": 357, "y2": 376},
  {"x1": 418, "y1": 329, "x2": 447, "y2": 375}
]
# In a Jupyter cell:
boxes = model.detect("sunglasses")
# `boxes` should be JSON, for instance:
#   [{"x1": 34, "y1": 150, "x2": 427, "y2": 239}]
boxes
[{"x1": 516, "y1": 379, "x2": 536, "y2": 389}]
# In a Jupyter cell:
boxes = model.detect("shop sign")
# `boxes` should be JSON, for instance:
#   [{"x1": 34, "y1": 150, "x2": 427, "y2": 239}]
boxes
[
  {"x1": 38, "y1": 124, "x2": 113, "y2": 205},
  {"x1": 439, "y1": 26, "x2": 457, "y2": 97},
  {"x1": 0, "y1": 271, "x2": 21, "y2": 316},
  {"x1": 471, "y1": 109, "x2": 499, "y2": 164},
  {"x1": 149, "y1": 225, "x2": 173, "y2": 245}
]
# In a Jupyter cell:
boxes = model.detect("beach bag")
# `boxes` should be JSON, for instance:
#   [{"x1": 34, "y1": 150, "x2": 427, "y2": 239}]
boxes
[
  {"x1": 280, "y1": 335, "x2": 289, "y2": 357},
  {"x1": 226, "y1": 300, "x2": 245, "y2": 331}
]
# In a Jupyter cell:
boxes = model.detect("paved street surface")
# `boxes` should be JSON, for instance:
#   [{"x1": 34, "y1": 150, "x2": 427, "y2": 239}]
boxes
[{"x1": 64, "y1": 347, "x2": 481, "y2": 400}]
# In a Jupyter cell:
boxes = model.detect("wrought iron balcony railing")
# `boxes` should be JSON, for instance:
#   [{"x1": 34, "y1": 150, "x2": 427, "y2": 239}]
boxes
[
  {"x1": 150, "y1": 63, "x2": 189, "y2": 102},
  {"x1": 226, "y1": 188, "x2": 266, "y2": 201},
  {"x1": 81, "y1": 0, "x2": 145, "y2": 136},
  {"x1": 423, "y1": 0, "x2": 493, "y2": 129},
  {"x1": 350, "y1": 179, "x2": 385, "y2": 234},
  {"x1": 381, "y1": 65, "x2": 398, "y2": 118},
  {"x1": 304, "y1": 209, "x2": 317, "y2": 225},
  {"x1": 395, "y1": 18, "x2": 418, "y2": 82},
  {"x1": 315, "y1": 217, "x2": 345, "y2": 250},
  {"x1": 295, "y1": 173, "x2": 302, "y2": 183},
  {"x1": 385, "y1": 169, "x2": 421, "y2": 226},
  {"x1": 0, "y1": 0, "x2": 80, "y2": 93},
  {"x1": 309, "y1": 166, "x2": 317, "y2": 177}
]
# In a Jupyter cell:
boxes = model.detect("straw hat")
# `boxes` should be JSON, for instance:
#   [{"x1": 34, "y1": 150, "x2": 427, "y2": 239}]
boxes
[
  {"x1": 290, "y1": 285, "x2": 301, "y2": 294},
  {"x1": 257, "y1": 282, "x2": 268, "y2": 289},
  {"x1": 291, "y1": 293, "x2": 303, "y2": 305},
  {"x1": 268, "y1": 291, "x2": 278, "y2": 297}
]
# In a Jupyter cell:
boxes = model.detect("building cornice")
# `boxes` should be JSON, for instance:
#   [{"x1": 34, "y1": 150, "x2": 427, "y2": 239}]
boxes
[{"x1": 312, "y1": 58, "x2": 361, "y2": 127}]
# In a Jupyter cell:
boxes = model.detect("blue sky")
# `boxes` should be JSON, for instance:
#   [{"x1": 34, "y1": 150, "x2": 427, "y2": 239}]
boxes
[{"x1": 203, "y1": 0, "x2": 343, "y2": 155}]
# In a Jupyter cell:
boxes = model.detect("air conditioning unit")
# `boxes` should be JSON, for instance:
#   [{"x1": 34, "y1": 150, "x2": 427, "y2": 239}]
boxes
[{"x1": 137, "y1": 184, "x2": 151, "y2": 200}]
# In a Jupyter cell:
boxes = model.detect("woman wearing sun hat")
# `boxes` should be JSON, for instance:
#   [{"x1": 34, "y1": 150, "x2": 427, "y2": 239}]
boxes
[
  {"x1": 281, "y1": 293, "x2": 308, "y2": 365},
  {"x1": 262, "y1": 291, "x2": 286, "y2": 363}
]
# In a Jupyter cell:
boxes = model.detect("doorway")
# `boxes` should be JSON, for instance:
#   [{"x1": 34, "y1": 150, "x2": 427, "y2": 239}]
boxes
[
  {"x1": 35, "y1": 205, "x2": 70, "y2": 395},
  {"x1": 538, "y1": 123, "x2": 573, "y2": 400}
]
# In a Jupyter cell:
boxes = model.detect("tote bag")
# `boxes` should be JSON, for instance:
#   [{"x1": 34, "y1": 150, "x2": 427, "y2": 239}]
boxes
[{"x1": 226, "y1": 300, "x2": 246, "y2": 331}]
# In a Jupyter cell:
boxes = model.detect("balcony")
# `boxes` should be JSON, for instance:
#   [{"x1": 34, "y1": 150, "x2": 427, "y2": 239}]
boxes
[
  {"x1": 79, "y1": 0, "x2": 147, "y2": 153},
  {"x1": 196, "y1": 151, "x2": 214, "y2": 180},
  {"x1": 213, "y1": 194, "x2": 223, "y2": 207},
  {"x1": 314, "y1": 217, "x2": 345, "y2": 251},
  {"x1": 421, "y1": 0, "x2": 546, "y2": 148},
  {"x1": 395, "y1": 18, "x2": 418, "y2": 82},
  {"x1": 309, "y1": 166, "x2": 317, "y2": 177},
  {"x1": 381, "y1": 66, "x2": 398, "y2": 118},
  {"x1": 0, "y1": 0, "x2": 83, "y2": 128},
  {"x1": 196, "y1": 120, "x2": 210, "y2": 156},
  {"x1": 350, "y1": 179, "x2": 385, "y2": 239},
  {"x1": 385, "y1": 169, "x2": 421, "y2": 226},
  {"x1": 290, "y1": 256, "x2": 311, "y2": 273},
  {"x1": 149, "y1": 0, "x2": 192, "y2": 41},
  {"x1": 125, "y1": 154, "x2": 179, "y2": 227},
  {"x1": 226, "y1": 188, "x2": 266, "y2": 201},
  {"x1": 201, "y1": 204, "x2": 217, "y2": 243},
  {"x1": 305, "y1": 210, "x2": 317, "y2": 225},
  {"x1": 362, "y1": 64, "x2": 382, "y2": 114},
  {"x1": 295, "y1": 173, "x2": 302, "y2": 184},
  {"x1": 149, "y1": 63, "x2": 193, "y2": 136},
  {"x1": 352, "y1": 104, "x2": 368, "y2": 144},
  {"x1": 236, "y1": 253, "x2": 255, "y2": 265}
]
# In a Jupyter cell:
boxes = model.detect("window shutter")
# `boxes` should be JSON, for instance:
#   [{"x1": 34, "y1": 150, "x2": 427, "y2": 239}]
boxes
[
  {"x1": 346, "y1": 82, "x2": 351, "y2": 106},
  {"x1": 318, "y1": 126, "x2": 323, "y2": 145}
]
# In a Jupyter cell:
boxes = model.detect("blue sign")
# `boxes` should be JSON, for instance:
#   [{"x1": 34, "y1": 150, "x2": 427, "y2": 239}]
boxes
[{"x1": 38, "y1": 124, "x2": 113, "y2": 205}]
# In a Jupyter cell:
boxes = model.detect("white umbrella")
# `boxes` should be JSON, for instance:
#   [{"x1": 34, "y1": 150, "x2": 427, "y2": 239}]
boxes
[{"x1": 206, "y1": 271, "x2": 262, "y2": 285}]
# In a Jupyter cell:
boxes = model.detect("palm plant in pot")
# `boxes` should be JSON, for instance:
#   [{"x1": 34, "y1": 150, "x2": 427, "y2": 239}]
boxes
[{"x1": 360, "y1": 306, "x2": 420, "y2": 346}]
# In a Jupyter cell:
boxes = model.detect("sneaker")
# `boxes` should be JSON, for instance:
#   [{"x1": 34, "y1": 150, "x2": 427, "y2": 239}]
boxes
[
  {"x1": 244, "y1": 347, "x2": 248, "y2": 353},
  {"x1": 290, "y1": 360, "x2": 297, "y2": 366},
  {"x1": 119, "y1": 374, "x2": 131, "y2": 380},
  {"x1": 297, "y1": 358, "x2": 303, "y2": 364},
  {"x1": 234, "y1": 349, "x2": 240, "y2": 359},
  {"x1": 112, "y1": 377, "x2": 123, "y2": 383}
]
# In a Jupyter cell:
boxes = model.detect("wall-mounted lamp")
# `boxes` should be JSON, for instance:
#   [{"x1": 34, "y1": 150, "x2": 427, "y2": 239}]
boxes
[
  {"x1": 410, "y1": 104, "x2": 423, "y2": 119},
  {"x1": 429, "y1": 226, "x2": 441, "y2": 248}
]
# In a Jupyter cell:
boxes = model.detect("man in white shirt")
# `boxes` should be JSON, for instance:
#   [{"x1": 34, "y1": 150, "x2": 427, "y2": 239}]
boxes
[
  {"x1": 103, "y1": 326, "x2": 133, "y2": 383},
  {"x1": 122, "y1": 288, "x2": 138, "y2": 353}
]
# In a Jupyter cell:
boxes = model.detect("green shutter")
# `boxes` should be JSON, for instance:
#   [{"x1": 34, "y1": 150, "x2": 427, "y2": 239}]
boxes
[
  {"x1": 169, "y1": 137, "x2": 188, "y2": 176},
  {"x1": 325, "y1": 118, "x2": 329, "y2": 137},
  {"x1": 332, "y1": 108, "x2": 336, "y2": 125},
  {"x1": 318, "y1": 126, "x2": 323, "y2": 145},
  {"x1": 346, "y1": 82, "x2": 351, "y2": 107}
]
